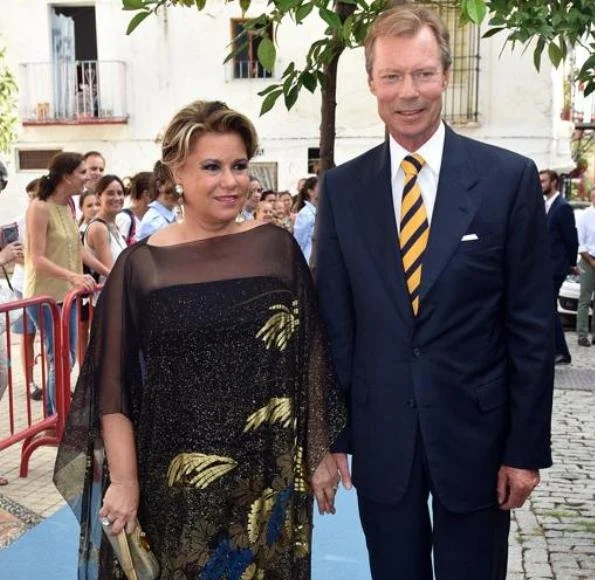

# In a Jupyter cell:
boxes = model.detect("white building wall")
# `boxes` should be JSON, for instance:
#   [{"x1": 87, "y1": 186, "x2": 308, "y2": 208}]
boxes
[{"x1": 0, "y1": 0, "x2": 571, "y2": 221}]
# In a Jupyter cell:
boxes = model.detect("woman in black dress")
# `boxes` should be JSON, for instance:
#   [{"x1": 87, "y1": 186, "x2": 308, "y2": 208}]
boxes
[{"x1": 54, "y1": 100, "x2": 346, "y2": 579}]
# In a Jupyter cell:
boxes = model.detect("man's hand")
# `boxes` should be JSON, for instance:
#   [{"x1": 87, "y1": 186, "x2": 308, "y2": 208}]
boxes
[
  {"x1": 332, "y1": 453, "x2": 352, "y2": 491},
  {"x1": 497, "y1": 465, "x2": 540, "y2": 510}
]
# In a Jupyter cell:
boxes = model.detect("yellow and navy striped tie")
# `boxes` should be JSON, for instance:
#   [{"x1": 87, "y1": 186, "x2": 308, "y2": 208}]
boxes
[{"x1": 399, "y1": 154, "x2": 428, "y2": 316}]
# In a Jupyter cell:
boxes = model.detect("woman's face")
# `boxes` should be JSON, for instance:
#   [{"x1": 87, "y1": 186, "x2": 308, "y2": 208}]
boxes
[
  {"x1": 81, "y1": 195, "x2": 99, "y2": 222},
  {"x1": 176, "y1": 132, "x2": 250, "y2": 225},
  {"x1": 256, "y1": 201, "x2": 274, "y2": 223},
  {"x1": 281, "y1": 193, "x2": 293, "y2": 213},
  {"x1": 98, "y1": 179, "x2": 125, "y2": 217},
  {"x1": 273, "y1": 200, "x2": 286, "y2": 220},
  {"x1": 66, "y1": 161, "x2": 89, "y2": 194}
]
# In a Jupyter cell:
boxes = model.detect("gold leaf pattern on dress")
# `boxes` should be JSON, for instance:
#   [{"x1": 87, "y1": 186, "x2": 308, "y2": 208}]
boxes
[
  {"x1": 295, "y1": 523, "x2": 312, "y2": 558},
  {"x1": 256, "y1": 300, "x2": 300, "y2": 351},
  {"x1": 294, "y1": 446, "x2": 308, "y2": 493},
  {"x1": 167, "y1": 453, "x2": 238, "y2": 489},
  {"x1": 244, "y1": 397, "x2": 294, "y2": 433},
  {"x1": 240, "y1": 563, "x2": 265, "y2": 580},
  {"x1": 247, "y1": 488, "x2": 276, "y2": 544}
]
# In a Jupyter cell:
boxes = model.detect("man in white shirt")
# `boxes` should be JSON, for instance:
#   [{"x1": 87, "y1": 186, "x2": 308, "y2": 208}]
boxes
[{"x1": 576, "y1": 187, "x2": 595, "y2": 346}]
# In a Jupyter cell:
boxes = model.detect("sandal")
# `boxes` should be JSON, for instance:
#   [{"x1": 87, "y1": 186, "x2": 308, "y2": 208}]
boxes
[{"x1": 0, "y1": 476, "x2": 8, "y2": 486}]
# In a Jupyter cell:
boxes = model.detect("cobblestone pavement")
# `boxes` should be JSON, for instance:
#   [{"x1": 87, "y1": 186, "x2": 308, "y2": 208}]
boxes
[
  {"x1": 508, "y1": 333, "x2": 595, "y2": 580},
  {"x1": 0, "y1": 330, "x2": 593, "y2": 579}
]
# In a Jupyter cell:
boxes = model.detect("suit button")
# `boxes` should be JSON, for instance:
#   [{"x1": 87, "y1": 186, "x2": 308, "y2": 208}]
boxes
[
  {"x1": 413, "y1": 348, "x2": 421, "y2": 358},
  {"x1": 406, "y1": 399, "x2": 417, "y2": 408}
]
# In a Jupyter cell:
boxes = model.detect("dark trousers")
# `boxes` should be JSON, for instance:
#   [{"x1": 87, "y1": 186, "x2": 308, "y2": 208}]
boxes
[
  {"x1": 553, "y1": 275, "x2": 571, "y2": 360},
  {"x1": 357, "y1": 432, "x2": 510, "y2": 580}
]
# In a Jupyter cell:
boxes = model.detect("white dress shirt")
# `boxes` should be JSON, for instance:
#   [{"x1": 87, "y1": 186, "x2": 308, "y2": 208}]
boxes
[
  {"x1": 578, "y1": 205, "x2": 595, "y2": 257},
  {"x1": 544, "y1": 192, "x2": 560, "y2": 214},
  {"x1": 390, "y1": 121, "x2": 445, "y2": 228}
]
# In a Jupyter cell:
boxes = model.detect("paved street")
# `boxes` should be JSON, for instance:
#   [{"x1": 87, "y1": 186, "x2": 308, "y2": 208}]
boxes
[
  {"x1": 508, "y1": 335, "x2": 595, "y2": 580},
  {"x1": 0, "y1": 330, "x2": 593, "y2": 578}
]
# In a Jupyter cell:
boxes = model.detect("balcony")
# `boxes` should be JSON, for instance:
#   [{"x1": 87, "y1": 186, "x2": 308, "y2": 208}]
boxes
[{"x1": 19, "y1": 60, "x2": 128, "y2": 126}]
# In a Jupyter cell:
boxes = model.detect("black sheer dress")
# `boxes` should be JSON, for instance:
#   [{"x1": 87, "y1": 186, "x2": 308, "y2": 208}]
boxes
[{"x1": 54, "y1": 224, "x2": 346, "y2": 579}]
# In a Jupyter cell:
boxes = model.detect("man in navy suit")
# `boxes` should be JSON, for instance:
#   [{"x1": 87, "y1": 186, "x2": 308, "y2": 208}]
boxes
[
  {"x1": 540, "y1": 169, "x2": 578, "y2": 364},
  {"x1": 314, "y1": 5, "x2": 554, "y2": 579}
]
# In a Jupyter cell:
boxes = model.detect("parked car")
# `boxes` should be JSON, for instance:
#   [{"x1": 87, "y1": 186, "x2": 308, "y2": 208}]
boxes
[
  {"x1": 557, "y1": 205, "x2": 593, "y2": 321},
  {"x1": 557, "y1": 272, "x2": 593, "y2": 319}
]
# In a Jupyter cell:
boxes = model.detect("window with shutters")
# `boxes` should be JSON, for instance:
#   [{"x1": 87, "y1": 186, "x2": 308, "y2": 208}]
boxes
[
  {"x1": 422, "y1": 1, "x2": 480, "y2": 125},
  {"x1": 230, "y1": 19, "x2": 274, "y2": 79}
]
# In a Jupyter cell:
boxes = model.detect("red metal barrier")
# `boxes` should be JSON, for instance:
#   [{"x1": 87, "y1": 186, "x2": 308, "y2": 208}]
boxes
[
  {"x1": 0, "y1": 296, "x2": 64, "y2": 477},
  {"x1": 61, "y1": 286, "x2": 102, "y2": 417}
]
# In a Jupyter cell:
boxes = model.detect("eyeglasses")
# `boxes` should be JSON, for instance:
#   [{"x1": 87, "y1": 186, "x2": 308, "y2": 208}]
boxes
[
  {"x1": 251, "y1": 187, "x2": 263, "y2": 194},
  {"x1": 377, "y1": 69, "x2": 443, "y2": 87}
]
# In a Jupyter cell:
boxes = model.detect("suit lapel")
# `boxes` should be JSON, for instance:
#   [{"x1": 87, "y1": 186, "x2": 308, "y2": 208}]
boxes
[
  {"x1": 419, "y1": 127, "x2": 481, "y2": 304},
  {"x1": 355, "y1": 142, "x2": 413, "y2": 326}
]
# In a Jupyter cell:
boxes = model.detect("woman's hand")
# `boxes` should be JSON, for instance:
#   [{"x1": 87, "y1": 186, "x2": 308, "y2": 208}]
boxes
[
  {"x1": 99, "y1": 479, "x2": 139, "y2": 535},
  {"x1": 0, "y1": 242, "x2": 23, "y2": 266},
  {"x1": 68, "y1": 272, "x2": 97, "y2": 292},
  {"x1": 311, "y1": 453, "x2": 341, "y2": 515}
]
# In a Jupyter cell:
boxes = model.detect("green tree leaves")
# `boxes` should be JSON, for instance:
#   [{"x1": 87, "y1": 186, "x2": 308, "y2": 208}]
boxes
[{"x1": 0, "y1": 47, "x2": 17, "y2": 154}]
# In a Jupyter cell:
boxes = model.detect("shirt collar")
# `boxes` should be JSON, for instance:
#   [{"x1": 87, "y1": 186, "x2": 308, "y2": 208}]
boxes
[
  {"x1": 149, "y1": 200, "x2": 176, "y2": 222},
  {"x1": 545, "y1": 191, "x2": 560, "y2": 213},
  {"x1": 389, "y1": 121, "x2": 445, "y2": 181}
]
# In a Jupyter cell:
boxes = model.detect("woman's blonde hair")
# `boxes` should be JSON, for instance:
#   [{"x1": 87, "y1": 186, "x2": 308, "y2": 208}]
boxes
[
  {"x1": 364, "y1": 5, "x2": 452, "y2": 77},
  {"x1": 160, "y1": 100, "x2": 258, "y2": 181}
]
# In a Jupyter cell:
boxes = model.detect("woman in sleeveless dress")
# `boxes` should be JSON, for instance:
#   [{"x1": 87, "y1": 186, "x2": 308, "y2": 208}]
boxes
[
  {"x1": 25, "y1": 152, "x2": 107, "y2": 415},
  {"x1": 83, "y1": 175, "x2": 127, "y2": 284},
  {"x1": 55, "y1": 101, "x2": 346, "y2": 579}
]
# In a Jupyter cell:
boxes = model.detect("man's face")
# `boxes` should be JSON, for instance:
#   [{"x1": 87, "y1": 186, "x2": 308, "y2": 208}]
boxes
[
  {"x1": 368, "y1": 27, "x2": 449, "y2": 152},
  {"x1": 85, "y1": 155, "x2": 105, "y2": 190},
  {"x1": 539, "y1": 173, "x2": 555, "y2": 196}
]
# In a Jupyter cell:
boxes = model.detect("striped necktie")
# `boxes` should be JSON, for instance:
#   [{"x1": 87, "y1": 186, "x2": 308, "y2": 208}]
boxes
[{"x1": 399, "y1": 154, "x2": 428, "y2": 316}]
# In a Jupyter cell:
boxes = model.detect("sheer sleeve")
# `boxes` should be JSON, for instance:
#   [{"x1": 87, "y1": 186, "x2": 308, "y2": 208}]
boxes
[
  {"x1": 293, "y1": 244, "x2": 347, "y2": 477},
  {"x1": 53, "y1": 245, "x2": 142, "y2": 579}
]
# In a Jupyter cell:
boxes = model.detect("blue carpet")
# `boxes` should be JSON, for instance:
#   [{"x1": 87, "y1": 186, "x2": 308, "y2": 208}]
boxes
[
  {"x1": 0, "y1": 487, "x2": 370, "y2": 579},
  {"x1": 0, "y1": 504, "x2": 78, "y2": 578}
]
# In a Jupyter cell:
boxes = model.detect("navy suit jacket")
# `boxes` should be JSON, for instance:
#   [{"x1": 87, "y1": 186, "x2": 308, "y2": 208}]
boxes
[
  {"x1": 547, "y1": 195, "x2": 578, "y2": 280},
  {"x1": 314, "y1": 126, "x2": 554, "y2": 513}
]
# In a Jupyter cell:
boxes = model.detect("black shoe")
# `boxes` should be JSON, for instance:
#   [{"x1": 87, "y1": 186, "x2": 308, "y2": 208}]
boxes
[
  {"x1": 555, "y1": 354, "x2": 571, "y2": 365},
  {"x1": 577, "y1": 337, "x2": 591, "y2": 347},
  {"x1": 29, "y1": 385, "x2": 42, "y2": 401}
]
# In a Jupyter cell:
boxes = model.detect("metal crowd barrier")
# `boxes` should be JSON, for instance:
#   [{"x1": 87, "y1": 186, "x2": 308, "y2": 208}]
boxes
[
  {"x1": 61, "y1": 286, "x2": 102, "y2": 415},
  {"x1": 0, "y1": 296, "x2": 63, "y2": 477},
  {"x1": 0, "y1": 286, "x2": 102, "y2": 477}
]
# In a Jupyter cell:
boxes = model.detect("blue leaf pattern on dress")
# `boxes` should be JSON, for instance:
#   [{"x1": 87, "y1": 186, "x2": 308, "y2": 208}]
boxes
[
  {"x1": 199, "y1": 538, "x2": 253, "y2": 580},
  {"x1": 267, "y1": 487, "x2": 293, "y2": 546}
]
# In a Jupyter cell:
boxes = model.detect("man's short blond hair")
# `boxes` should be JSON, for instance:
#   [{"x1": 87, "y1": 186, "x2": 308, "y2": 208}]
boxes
[{"x1": 364, "y1": 4, "x2": 452, "y2": 77}]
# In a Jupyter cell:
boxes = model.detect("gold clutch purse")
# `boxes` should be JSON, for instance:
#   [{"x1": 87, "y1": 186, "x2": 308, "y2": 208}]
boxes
[{"x1": 101, "y1": 518, "x2": 160, "y2": 580}]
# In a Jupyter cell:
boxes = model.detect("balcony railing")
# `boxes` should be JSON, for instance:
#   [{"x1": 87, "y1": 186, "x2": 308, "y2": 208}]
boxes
[{"x1": 19, "y1": 60, "x2": 128, "y2": 125}]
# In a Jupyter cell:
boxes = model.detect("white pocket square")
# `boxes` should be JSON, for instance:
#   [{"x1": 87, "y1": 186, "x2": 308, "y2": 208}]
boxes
[{"x1": 461, "y1": 234, "x2": 479, "y2": 241}]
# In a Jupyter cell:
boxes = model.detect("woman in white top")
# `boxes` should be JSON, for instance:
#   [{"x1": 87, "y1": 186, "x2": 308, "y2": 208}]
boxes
[{"x1": 84, "y1": 175, "x2": 127, "y2": 283}]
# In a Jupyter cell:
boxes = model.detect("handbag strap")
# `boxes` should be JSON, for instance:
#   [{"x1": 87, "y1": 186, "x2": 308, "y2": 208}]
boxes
[
  {"x1": 1, "y1": 265, "x2": 14, "y2": 294},
  {"x1": 116, "y1": 530, "x2": 138, "y2": 580}
]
